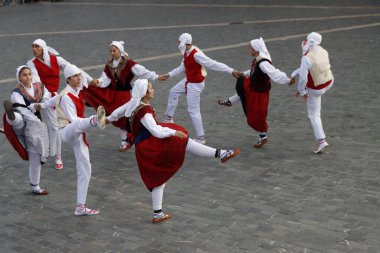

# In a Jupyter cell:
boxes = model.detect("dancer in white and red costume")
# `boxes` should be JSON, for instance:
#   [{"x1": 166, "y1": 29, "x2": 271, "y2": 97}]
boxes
[
  {"x1": 163, "y1": 33, "x2": 242, "y2": 144},
  {"x1": 3, "y1": 65, "x2": 57, "y2": 195},
  {"x1": 27, "y1": 39, "x2": 95, "y2": 170},
  {"x1": 107, "y1": 79, "x2": 239, "y2": 223},
  {"x1": 218, "y1": 38, "x2": 294, "y2": 148},
  {"x1": 80, "y1": 41, "x2": 167, "y2": 152},
  {"x1": 291, "y1": 32, "x2": 333, "y2": 154},
  {"x1": 52, "y1": 64, "x2": 107, "y2": 216}
]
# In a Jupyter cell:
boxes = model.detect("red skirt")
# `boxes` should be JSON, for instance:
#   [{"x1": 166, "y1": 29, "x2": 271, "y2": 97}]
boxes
[
  {"x1": 3, "y1": 114, "x2": 28, "y2": 160},
  {"x1": 135, "y1": 123, "x2": 188, "y2": 190},
  {"x1": 80, "y1": 86, "x2": 131, "y2": 130},
  {"x1": 243, "y1": 77, "x2": 269, "y2": 132}
]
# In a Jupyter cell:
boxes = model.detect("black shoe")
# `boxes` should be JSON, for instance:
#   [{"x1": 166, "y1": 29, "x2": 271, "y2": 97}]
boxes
[{"x1": 4, "y1": 100, "x2": 15, "y2": 121}]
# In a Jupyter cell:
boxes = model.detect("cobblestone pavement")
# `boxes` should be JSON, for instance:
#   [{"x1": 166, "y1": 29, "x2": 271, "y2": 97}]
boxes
[{"x1": 0, "y1": 0, "x2": 379, "y2": 252}]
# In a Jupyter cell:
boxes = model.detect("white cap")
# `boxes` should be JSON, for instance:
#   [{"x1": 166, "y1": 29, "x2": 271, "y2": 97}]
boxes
[
  {"x1": 179, "y1": 33, "x2": 192, "y2": 45},
  {"x1": 64, "y1": 64, "x2": 81, "y2": 79}
]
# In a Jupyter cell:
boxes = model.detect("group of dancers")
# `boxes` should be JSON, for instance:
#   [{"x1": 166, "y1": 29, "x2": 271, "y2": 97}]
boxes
[{"x1": 2, "y1": 31, "x2": 333, "y2": 223}]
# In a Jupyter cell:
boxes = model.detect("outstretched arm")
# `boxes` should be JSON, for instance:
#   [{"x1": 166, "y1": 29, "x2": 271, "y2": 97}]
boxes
[
  {"x1": 132, "y1": 64, "x2": 158, "y2": 80},
  {"x1": 259, "y1": 61, "x2": 291, "y2": 85},
  {"x1": 194, "y1": 52, "x2": 233, "y2": 74},
  {"x1": 106, "y1": 102, "x2": 130, "y2": 122},
  {"x1": 140, "y1": 113, "x2": 177, "y2": 139}
]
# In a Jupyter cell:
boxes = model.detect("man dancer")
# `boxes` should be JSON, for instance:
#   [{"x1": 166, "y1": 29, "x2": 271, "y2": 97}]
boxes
[
  {"x1": 292, "y1": 32, "x2": 333, "y2": 154},
  {"x1": 53, "y1": 64, "x2": 106, "y2": 216},
  {"x1": 27, "y1": 38, "x2": 96, "y2": 169},
  {"x1": 163, "y1": 33, "x2": 242, "y2": 144}
]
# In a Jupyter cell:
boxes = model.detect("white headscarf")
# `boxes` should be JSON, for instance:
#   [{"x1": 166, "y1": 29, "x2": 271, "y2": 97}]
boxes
[
  {"x1": 32, "y1": 39, "x2": 59, "y2": 66},
  {"x1": 302, "y1": 32, "x2": 322, "y2": 54},
  {"x1": 110, "y1": 41, "x2": 128, "y2": 57},
  {"x1": 250, "y1": 37, "x2": 272, "y2": 61},
  {"x1": 125, "y1": 79, "x2": 149, "y2": 117},
  {"x1": 178, "y1": 33, "x2": 192, "y2": 54},
  {"x1": 63, "y1": 64, "x2": 88, "y2": 89}
]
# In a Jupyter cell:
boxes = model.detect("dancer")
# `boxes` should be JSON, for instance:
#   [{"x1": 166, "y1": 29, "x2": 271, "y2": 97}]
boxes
[
  {"x1": 107, "y1": 79, "x2": 239, "y2": 223},
  {"x1": 52, "y1": 64, "x2": 106, "y2": 216},
  {"x1": 218, "y1": 38, "x2": 294, "y2": 148},
  {"x1": 291, "y1": 32, "x2": 333, "y2": 153},
  {"x1": 80, "y1": 41, "x2": 167, "y2": 152},
  {"x1": 27, "y1": 39, "x2": 94, "y2": 169},
  {"x1": 163, "y1": 33, "x2": 242, "y2": 144},
  {"x1": 3, "y1": 65, "x2": 54, "y2": 195}
]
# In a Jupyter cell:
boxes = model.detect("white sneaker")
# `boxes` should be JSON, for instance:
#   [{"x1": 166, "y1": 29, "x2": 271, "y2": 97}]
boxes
[
  {"x1": 96, "y1": 106, "x2": 106, "y2": 129},
  {"x1": 74, "y1": 206, "x2": 100, "y2": 216},
  {"x1": 55, "y1": 156, "x2": 63, "y2": 170},
  {"x1": 194, "y1": 136, "x2": 206, "y2": 144},
  {"x1": 314, "y1": 141, "x2": 329, "y2": 154}
]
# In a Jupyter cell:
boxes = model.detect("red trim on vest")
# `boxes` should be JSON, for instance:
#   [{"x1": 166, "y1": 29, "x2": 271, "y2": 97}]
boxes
[
  {"x1": 306, "y1": 72, "x2": 333, "y2": 90},
  {"x1": 33, "y1": 54, "x2": 60, "y2": 93},
  {"x1": 184, "y1": 49, "x2": 204, "y2": 83},
  {"x1": 66, "y1": 92, "x2": 89, "y2": 147}
]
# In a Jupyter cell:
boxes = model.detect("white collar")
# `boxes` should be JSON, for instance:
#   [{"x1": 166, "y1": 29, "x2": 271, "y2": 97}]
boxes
[{"x1": 66, "y1": 84, "x2": 80, "y2": 97}]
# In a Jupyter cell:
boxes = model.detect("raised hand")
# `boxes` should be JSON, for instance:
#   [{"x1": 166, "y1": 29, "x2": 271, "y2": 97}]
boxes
[
  {"x1": 232, "y1": 70, "x2": 244, "y2": 79},
  {"x1": 158, "y1": 74, "x2": 170, "y2": 81}
]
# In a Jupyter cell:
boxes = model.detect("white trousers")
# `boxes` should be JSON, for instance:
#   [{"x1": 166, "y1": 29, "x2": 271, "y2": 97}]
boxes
[
  {"x1": 307, "y1": 81, "x2": 333, "y2": 140},
  {"x1": 164, "y1": 78, "x2": 205, "y2": 137},
  {"x1": 42, "y1": 93, "x2": 61, "y2": 157},
  {"x1": 59, "y1": 118, "x2": 94, "y2": 205}
]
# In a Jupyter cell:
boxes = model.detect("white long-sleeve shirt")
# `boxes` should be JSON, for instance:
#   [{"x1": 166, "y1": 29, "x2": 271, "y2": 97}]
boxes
[
  {"x1": 169, "y1": 46, "x2": 233, "y2": 79},
  {"x1": 292, "y1": 56, "x2": 312, "y2": 96},
  {"x1": 98, "y1": 58, "x2": 158, "y2": 88},
  {"x1": 59, "y1": 85, "x2": 83, "y2": 122},
  {"x1": 106, "y1": 102, "x2": 176, "y2": 138},
  {"x1": 244, "y1": 59, "x2": 290, "y2": 85},
  {"x1": 27, "y1": 56, "x2": 93, "y2": 85},
  {"x1": 140, "y1": 113, "x2": 176, "y2": 138}
]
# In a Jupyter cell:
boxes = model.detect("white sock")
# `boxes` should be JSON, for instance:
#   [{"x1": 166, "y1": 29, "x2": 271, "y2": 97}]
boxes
[
  {"x1": 186, "y1": 138, "x2": 216, "y2": 157},
  {"x1": 152, "y1": 184, "x2": 165, "y2": 211}
]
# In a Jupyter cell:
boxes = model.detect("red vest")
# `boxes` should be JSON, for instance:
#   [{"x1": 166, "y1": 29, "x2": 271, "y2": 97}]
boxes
[
  {"x1": 184, "y1": 48, "x2": 204, "y2": 83},
  {"x1": 104, "y1": 57, "x2": 137, "y2": 91},
  {"x1": 33, "y1": 54, "x2": 60, "y2": 93},
  {"x1": 67, "y1": 92, "x2": 89, "y2": 146}
]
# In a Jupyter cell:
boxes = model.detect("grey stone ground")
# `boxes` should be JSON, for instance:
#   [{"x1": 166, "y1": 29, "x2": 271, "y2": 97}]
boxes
[{"x1": 0, "y1": 0, "x2": 379, "y2": 252}]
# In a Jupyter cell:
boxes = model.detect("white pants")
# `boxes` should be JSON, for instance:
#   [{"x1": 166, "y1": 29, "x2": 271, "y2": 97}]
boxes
[
  {"x1": 42, "y1": 93, "x2": 61, "y2": 157},
  {"x1": 165, "y1": 78, "x2": 205, "y2": 137},
  {"x1": 307, "y1": 81, "x2": 333, "y2": 140},
  {"x1": 59, "y1": 118, "x2": 94, "y2": 205}
]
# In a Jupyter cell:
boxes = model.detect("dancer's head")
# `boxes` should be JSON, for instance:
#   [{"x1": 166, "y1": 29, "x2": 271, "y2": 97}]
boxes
[
  {"x1": 64, "y1": 64, "x2": 82, "y2": 88},
  {"x1": 178, "y1": 33, "x2": 192, "y2": 54},
  {"x1": 110, "y1": 41, "x2": 128, "y2": 60},
  {"x1": 249, "y1": 37, "x2": 271, "y2": 61},
  {"x1": 16, "y1": 65, "x2": 33, "y2": 86},
  {"x1": 32, "y1": 38, "x2": 47, "y2": 59}
]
